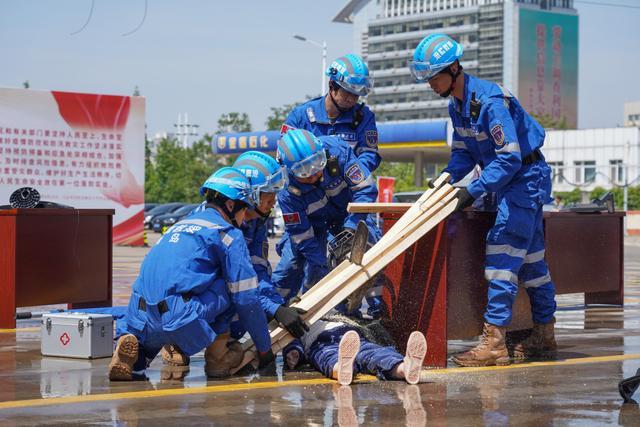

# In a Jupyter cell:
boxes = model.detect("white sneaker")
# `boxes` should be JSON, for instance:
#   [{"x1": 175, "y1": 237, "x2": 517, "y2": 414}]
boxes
[
  {"x1": 404, "y1": 331, "x2": 427, "y2": 385},
  {"x1": 337, "y1": 330, "x2": 360, "y2": 386}
]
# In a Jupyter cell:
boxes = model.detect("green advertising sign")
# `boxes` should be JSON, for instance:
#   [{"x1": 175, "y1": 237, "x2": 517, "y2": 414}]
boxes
[{"x1": 519, "y1": 8, "x2": 578, "y2": 128}]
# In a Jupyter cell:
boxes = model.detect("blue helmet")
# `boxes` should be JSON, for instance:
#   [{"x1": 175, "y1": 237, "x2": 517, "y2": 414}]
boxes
[
  {"x1": 409, "y1": 34, "x2": 464, "y2": 81},
  {"x1": 277, "y1": 129, "x2": 327, "y2": 178},
  {"x1": 326, "y1": 54, "x2": 373, "y2": 96},
  {"x1": 233, "y1": 151, "x2": 288, "y2": 203},
  {"x1": 199, "y1": 167, "x2": 254, "y2": 207}
]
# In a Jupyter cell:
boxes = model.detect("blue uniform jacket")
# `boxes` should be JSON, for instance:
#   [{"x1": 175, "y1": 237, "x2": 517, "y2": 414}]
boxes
[
  {"x1": 241, "y1": 218, "x2": 284, "y2": 317},
  {"x1": 444, "y1": 74, "x2": 546, "y2": 200},
  {"x1": 285, "y1": 96, "x2": 381, "y2": 172},
  {"x1": 277, "y1": 136, "x2": 378, "y2": 268},
  {"x1": 133, "y1": 207, "x2": 271, "y2": 352}
]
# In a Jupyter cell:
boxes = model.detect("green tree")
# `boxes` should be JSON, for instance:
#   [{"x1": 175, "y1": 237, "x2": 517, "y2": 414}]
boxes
[
  {"x1": 216, "y1": 112, "x2": 252, "y2": 134},
  {"x1": 375, "y1": 162, "x2": 420, "y2": 192},
  {"x1": 264, "y1": 96, "x2": 314, "y2": 130},
  {"x1": 591, "y1": 185, "x2": 640, "y2": 210},
  {"x1": 145, "y1": 135, "x2": 236, "y2": 203},
  {"x1": 552, "y1": 188, "x2": 582, "y2": 205}
]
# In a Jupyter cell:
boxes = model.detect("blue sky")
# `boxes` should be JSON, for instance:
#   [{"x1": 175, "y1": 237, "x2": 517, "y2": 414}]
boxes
[{"x1": 1, "y1": 0, "x2": 639, "y2": 135}]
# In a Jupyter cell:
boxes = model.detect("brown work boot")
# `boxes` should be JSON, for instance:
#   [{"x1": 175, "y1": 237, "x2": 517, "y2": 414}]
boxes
[
  {"x1": 160, "y1": 344, "x2": 190, "y2": 366},
  {"x1": 452, "y1": 323, "x2": 510, "y2": 367},
  {"x1": 108, "y1": 334, "x2": 139, "y2": 381},
  {"x1": 204, "y1": 337, "x2": 244, "y2": 378},
  {"x1": 512, "y1": 318, "x2": 557, "y2": 360}
]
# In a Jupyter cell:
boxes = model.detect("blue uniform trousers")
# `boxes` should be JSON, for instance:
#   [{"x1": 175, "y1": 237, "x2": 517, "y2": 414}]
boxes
[
  {"x1": 272, "y1": 233, "x2": 329, "y2": 300},
  {"x1": 116, "y1": 288, "x2": 231, "y2": 371},
  {"x1": 307, "y1": 326, "x2": 403, "y2": 380},
  {"x1": 484, "y1": 162, "x2": 557, "y2": 326}
]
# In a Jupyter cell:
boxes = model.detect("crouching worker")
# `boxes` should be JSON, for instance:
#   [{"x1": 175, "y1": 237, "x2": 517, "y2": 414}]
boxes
[
  {"x1": 108, "y1": 167, "x2": 272, "y2": 381},
  {"x1": 283, "y1": 314, "x2": 427, "y2": 386},
  {"x1": 162, "y1": 151, "x2": 308, "y2": 373}
]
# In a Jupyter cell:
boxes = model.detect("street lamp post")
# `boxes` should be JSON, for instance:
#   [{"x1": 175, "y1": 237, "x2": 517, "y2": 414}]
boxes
[{"x1": 293, "y1": 34, "x2": 327, "y2": 96}]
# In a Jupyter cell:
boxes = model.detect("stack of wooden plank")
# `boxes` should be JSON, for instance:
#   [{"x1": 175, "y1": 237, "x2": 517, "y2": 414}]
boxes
[{"x1": 232, "y1": 173, "x2": 459, "y2": 372}]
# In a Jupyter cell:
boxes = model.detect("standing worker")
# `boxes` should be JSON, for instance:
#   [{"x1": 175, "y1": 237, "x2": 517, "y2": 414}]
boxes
[
  {"x1": 284, "y1": 54, "x2": 381, "y2": 173},
  {"x1": 271, "y1": 129, "x2": 384, "y2": 317},
  {"x1": 410, "y1": 33, "x2": 557, "y2": 367}
]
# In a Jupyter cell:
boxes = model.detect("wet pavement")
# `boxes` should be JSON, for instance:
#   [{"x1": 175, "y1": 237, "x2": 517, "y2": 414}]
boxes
[{"x1": 1, "y1": 235, "x2": 640, "y2": 426}]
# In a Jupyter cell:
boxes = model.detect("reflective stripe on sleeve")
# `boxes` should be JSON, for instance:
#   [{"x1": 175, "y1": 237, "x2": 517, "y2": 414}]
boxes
[{"x1": 228, "y1": 276, "x2": 258, "y2": 294}]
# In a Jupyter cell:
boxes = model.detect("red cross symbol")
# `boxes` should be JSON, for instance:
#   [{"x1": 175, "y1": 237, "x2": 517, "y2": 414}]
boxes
[{"x1": 59, "y1": 332, "x2": 71, "y2": 346}]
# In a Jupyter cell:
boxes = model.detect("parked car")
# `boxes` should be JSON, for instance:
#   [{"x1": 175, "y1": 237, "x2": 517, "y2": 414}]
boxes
[
  {"x1": 144, "y1": 203, "x2": 159, "y2": 213},
  {"x1": 152, "y1": 204, "x2": 199, "y2": 233},
  {"x1": 144, "y1": 202, "x2": 185, "y2": 229},
  {"x1": 392, "y1": 191, "x2": 424, "y2": 203}
]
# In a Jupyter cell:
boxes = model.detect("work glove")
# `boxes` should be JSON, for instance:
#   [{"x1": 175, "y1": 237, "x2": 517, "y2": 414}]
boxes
[
  {"x1": 426, "y1": 178, "x2": 436, "y2": 189},
  {"x1": 454, "y1": 187, "x2": 474, "y2": 212},
  {"x1": 257, "y1": 348, "x2": 276, "y2": 375},
  {"x1": 274, "y1": 305, "x2": 309, "y2": 338}
]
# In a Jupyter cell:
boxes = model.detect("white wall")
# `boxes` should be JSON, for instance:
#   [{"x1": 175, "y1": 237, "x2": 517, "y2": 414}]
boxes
[{"x1": 543, "y1": 127, "x2": 640, "y2": 193}]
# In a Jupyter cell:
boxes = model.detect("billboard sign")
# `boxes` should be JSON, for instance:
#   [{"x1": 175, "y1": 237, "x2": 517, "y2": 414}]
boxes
[
  {"x1": 0, "y1": 87, "x2": 146, "y2": 245},
  {"x1": 518, "y1": 8, "x2": 578, "y2": 128}
]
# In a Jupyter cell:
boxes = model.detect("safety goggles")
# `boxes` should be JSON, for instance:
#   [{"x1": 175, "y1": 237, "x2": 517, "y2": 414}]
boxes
[
  {"x1": 203, "y1": 177, "x2": 256, "y2": 207},
  {"x1": 408, "y1": 60, "x2": 449, "y2": 82},
  {"x1": 336, "y1": 75, "x2": 373, "y2": 96},
  {"x1": 251, "y1": 166, "x2": 289, "y2": 201},
  {"x1": 289, "y1": 149, "x2": 327, "y2": 178}
]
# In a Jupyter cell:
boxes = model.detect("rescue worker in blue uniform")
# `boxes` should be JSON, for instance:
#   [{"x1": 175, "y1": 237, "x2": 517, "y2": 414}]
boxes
[
  {"x1": 284, "y1": 54, "x2": 381, "y2": 173},
  {"x1": 108, "y1": 168, "x2": 273, "y2": 381},
  {"x1": 410, "y1": 34, "x2": 557, "y2": 367},
  {"x1": 271, "y1": 129, "x2": 384, "y2": 317},
  {"x1": 160, "y1": 153, "x2": 309, "y2": 373},
  {"x1": 231, "y1": 151, "x2": 309, "y2": 340},
  {"x1": 282, "y1": 315, "x2": 428, "y2": 386}
]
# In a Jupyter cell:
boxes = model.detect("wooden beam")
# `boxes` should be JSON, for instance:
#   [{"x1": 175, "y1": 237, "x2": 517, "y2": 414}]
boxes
[
  {"x1": 347, "y1": 203, "x2": 412, "y2": 214},
  {"x1": 231, "y1": 180, "x2": 459, "y2": 373}
]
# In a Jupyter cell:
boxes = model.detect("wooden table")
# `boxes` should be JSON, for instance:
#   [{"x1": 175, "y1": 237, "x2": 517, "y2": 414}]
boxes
[
  {"x1": 0, "y1": 209, "x2": 114, "y2": 328},
  {"x1": 376, "y1": 208, "x2": 625, "y2": 368}
]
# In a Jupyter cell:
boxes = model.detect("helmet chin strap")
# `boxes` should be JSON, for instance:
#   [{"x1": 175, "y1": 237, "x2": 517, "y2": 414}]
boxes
[
  {"x1": 254, "y1": 206, "x2": 270, "y2": 219},
  {"x1": 438, "y1": 64, "x2": 463, "y2": 98},
  {"x1": 328, "y1": 83, "x2": 352, "y2": 114},
  {"x1": 208, "y1": 199, "x2": 245, "y2": 228}
]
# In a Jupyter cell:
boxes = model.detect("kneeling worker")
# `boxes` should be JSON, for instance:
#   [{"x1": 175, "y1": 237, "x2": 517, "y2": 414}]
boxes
[{"x1": 109, "y1": 167, "x2": 272, "y2": 380}]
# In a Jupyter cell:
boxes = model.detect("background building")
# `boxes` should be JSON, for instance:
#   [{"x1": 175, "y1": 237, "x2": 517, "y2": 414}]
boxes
[
  {"x1": 544, "y1": 127, "x2": 640, "y2": 197},
  {"x1": 624, "y1": 101, "x2": 640, "y2": 127},
  {"x1": 334, "y1": 0, "x2": 578, "y2": 128}
]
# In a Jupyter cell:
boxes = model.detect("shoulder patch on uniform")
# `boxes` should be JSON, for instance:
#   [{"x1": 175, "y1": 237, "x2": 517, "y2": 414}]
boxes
[
  {"x1": 490, "y1": 124, "x2": 505, "y2": 146},
  {"x1": 306, "y1": 107, "x2": 316, "y2": 123},
  {"x1": 282, "y1": 212, "x2": 301, "y2": 225},
  {"x1": 287, "y1": 185, "x2": 301, "y2": 196},
  {"x1": 345, "y1": 163, "x2": 365, "y2": 184},
  {"x1": 280, "y1": 123, "x2": 296, "y2": 137},
  {"x1": 365, "y1": 130, "x2": 378, "y2": 147}
]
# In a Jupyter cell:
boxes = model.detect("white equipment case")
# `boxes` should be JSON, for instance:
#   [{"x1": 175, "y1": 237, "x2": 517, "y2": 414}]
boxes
[{"x1": 41, "y1": 312, "x2": 114, "y2": 359}]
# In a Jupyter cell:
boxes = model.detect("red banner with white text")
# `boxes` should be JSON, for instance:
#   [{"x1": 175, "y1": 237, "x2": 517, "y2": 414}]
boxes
[{"x1": 0, "y1": 87, "x2": 145, "y2": 245}]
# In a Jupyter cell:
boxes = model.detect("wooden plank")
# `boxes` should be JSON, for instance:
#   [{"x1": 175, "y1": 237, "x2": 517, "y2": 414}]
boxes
[
  {"x1": 347, "y1": 203, "x2": 412, "y2": 214},
  {"x1": 232, "y1": 185, "x2": 459, "y2": 372},
  {"x1": 269, "y1": 191, "x2": 459, "y2": 357}
]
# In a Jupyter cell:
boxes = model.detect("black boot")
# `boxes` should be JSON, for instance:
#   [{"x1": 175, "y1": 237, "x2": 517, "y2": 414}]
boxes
[{"x1": 619, "y1": 368, "x2": 640, "y2": 404}]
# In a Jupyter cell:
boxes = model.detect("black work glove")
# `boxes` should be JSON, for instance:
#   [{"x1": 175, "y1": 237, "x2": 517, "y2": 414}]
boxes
[
  {"x1": 426, "y1": 178, "x2": 436, "y2": 189},
  {"x1": 455, "y1": 188, "x2": 474, "y2": 212},
  {"x1": 274, "y1": 305, "x2": 309, "y2": 338},
  {"x1": 257, "y1": 349, "x2": 276, "y2": 375}
]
